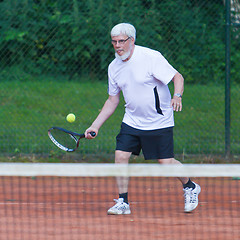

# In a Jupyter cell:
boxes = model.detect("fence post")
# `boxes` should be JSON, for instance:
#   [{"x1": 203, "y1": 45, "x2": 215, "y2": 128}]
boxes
[{"x1": 225, "y1": 0, "x2": 231, "y2": 159}]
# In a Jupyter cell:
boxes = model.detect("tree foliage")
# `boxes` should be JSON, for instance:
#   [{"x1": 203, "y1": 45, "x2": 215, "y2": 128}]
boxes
[{"x1": 0, "y1": 0, "x2": 239, "y2": 83}]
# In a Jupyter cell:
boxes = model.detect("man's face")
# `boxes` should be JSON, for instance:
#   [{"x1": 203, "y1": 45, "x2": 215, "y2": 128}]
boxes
[{"x1": 111, "y1": 34, "x2": 134, "y2": 61}]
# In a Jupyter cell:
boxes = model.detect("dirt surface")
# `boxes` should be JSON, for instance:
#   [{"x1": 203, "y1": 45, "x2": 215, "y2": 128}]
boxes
[{"x1": 0, "y1": 176, "x2": 239, "y2": 240}]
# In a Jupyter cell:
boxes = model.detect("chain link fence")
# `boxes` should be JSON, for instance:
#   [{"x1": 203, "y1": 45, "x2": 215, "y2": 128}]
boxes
[{"x1": 0, "y1": 0, "x2": 239, "y2": 161}]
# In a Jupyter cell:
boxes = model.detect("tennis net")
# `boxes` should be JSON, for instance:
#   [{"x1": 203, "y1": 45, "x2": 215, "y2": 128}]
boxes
[{"x1": 0, "y1": 163, "x2": 239, "y2": 240}]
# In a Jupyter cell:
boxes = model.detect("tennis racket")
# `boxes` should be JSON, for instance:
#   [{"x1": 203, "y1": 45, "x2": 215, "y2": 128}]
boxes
[{"x1": 48, "y1": 127, "x2": 96, "y2": 152}]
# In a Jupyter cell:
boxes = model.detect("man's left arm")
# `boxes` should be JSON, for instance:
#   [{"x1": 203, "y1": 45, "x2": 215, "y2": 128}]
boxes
[{"x1": 171, "y1": 72, "x2": 184, "y2": 112}]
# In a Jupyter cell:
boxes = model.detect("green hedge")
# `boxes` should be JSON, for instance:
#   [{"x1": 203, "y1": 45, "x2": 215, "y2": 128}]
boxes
[{"x1": 0, "y1": 0, "x2": 239, "y2": 84}]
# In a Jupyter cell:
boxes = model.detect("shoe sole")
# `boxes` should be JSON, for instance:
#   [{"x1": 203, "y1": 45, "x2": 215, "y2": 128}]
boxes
[{"x1": 107, "y1": 210, "x2": 131, "y2": 215}]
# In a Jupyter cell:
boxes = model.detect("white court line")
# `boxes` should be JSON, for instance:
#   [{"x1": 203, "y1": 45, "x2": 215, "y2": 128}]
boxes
[{"x1": 0, "y1": 200, "x2": 239, "y2": 205}]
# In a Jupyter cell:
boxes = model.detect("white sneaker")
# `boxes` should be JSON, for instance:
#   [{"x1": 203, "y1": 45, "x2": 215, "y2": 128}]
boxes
[
  {"x1": 107, "y1": 198, "x2": 131, "y2": 215},
  {"x1": 183, "y1": 182, "x2": 201, "y2": 212}
]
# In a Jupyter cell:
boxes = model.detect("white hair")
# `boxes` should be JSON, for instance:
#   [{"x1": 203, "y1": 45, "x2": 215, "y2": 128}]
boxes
[{"x1": 111, "y1": 23, "x2": 136, "y2": 40}]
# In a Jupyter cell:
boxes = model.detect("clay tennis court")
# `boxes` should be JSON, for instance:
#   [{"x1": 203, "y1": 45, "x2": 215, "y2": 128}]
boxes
[{"x1": 0, "y1": 176, "x2": 239, "y2": 240}]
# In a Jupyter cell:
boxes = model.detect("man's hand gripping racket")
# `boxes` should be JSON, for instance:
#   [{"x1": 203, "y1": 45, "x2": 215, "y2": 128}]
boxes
[{"x1": 48, "y1": 127, "x2": 96, "y2": 152}]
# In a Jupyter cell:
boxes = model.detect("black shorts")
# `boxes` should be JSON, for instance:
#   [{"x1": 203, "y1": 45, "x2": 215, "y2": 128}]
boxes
[{"x1": 116, "y1": 123, "x2": 174, "y2": 160}]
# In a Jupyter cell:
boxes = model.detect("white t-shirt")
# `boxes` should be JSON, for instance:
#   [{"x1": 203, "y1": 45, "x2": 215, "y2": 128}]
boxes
[{"x1": 108, "y1": 45, "x2": 177, "y2": 130}]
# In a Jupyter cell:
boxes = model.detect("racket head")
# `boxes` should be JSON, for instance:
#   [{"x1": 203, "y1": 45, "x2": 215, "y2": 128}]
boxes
[{"x1": 48, "y1": 127, "x2": 85, "y2": 152}]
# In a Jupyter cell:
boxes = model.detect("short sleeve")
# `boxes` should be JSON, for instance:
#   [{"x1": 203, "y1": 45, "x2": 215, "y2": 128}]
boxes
[
  {"x1": 108, "y1": 65, "x2": 121, "y2": 96},
  {"x1": 151, "y1": 51, "x2": 177, "y2": 85}
]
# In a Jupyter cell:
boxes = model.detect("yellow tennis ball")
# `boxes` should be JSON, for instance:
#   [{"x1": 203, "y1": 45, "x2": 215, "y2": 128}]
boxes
[{"x1": 66, "y1": 113, "x2": 76, "y2": 123}]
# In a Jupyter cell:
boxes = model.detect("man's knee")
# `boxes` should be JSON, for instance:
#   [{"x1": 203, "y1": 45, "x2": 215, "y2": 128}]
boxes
[
  {"x1": 115, "y1": 150, "x2": 131, "y2": 163},
  {"x1": 158, "y1": 158, "x2": 180, "y2": 164}
]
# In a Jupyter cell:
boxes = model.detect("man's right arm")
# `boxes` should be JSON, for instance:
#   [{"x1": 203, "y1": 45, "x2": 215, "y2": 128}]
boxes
[{"x1": 85, "y1": 93, "x2": 120, "y2": 138}]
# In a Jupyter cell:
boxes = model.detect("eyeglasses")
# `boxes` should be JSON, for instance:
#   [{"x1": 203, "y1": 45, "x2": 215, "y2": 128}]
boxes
[{"x1": 111, "y1": 37, "x2": 130, "y2": 45}]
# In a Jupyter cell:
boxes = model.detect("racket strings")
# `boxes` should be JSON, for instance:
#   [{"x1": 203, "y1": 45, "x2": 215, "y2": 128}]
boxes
[{"x1": 50, "y1": 129, "x2": 77, "y2": 151}]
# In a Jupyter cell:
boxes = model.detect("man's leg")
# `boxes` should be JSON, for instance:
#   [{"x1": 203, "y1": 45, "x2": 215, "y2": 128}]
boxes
[
  {"x1": 158, "y1": 158, "x2": 201, "y2": 212},
  {"x1": 107, "y1": 150, "x2": 132, "y2": 215},
  {"x1": 158, "y1": 158, "x2": 189, "y2": 184},
  {"x1": 115, "y1": 150, "x2": 131, "y2": 196}
]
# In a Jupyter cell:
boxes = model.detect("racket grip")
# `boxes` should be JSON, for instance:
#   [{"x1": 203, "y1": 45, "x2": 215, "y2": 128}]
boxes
[{"x1": 90, "y1": 131, "x2": 96, "y2": 137}]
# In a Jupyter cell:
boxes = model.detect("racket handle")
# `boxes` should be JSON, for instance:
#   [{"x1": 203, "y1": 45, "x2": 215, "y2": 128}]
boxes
[{"x1": 90, "y1": 131, "x2": 96, "y2": 137}]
